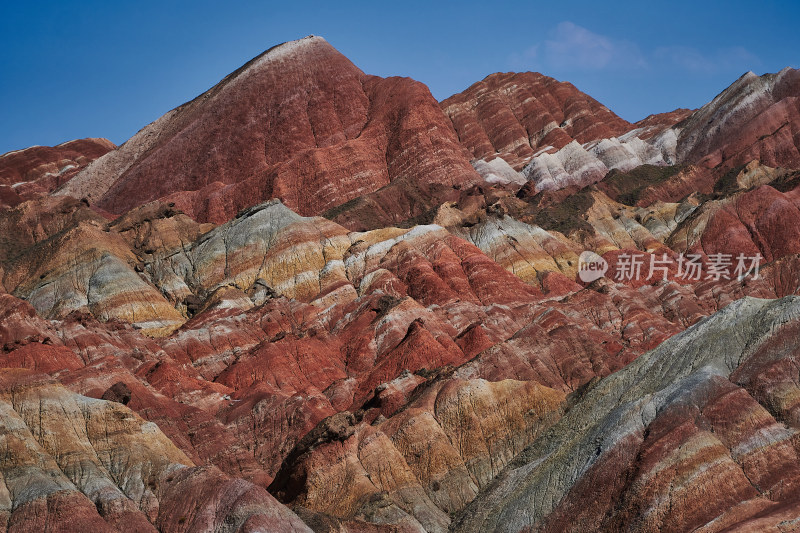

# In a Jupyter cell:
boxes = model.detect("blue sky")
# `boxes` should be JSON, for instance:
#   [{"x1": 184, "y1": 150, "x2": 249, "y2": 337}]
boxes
[{"x1": 2, "y1": 0, "x2": 798, "y2": 154}]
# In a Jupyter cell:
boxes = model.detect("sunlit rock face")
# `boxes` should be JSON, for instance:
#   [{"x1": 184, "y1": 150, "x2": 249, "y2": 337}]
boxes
[
  {"x1": 2, "y1": 36, "x2": 800, "y2": 532},
  {"x1": 152, "y1": 199, "x2": 357, "y2": 307},
  {"x1": 522, "y1": 135, "x2": 678, "y2": 192},
  {"x1": 0, "y1": 197, "x2": 186, "y2": 336}
]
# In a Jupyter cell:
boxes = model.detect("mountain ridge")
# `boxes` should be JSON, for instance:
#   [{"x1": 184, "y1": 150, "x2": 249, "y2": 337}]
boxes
[{"x1": 2, "y1": 36, "x2": 800, "y2": 532}]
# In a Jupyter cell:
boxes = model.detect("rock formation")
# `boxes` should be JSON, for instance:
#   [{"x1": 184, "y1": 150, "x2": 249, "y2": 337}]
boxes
[
  {"x1": 453, "y1": 297, "x2": 800, "y2": 532},
  {"x1": 440, "y1": 72, "x2": 631, "y2": 170},
  {"x1": 2, "y1": 36, "x2": 800, "y2": 532},
  {"x1": 57, "y1": 36, "x2": 480, "y2": 229},
  {"x1": 0, "y1": 138, "x2": 114, "y2": 208}
]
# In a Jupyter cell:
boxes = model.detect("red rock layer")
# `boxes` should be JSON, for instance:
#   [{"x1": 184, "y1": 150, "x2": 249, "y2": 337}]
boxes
[
  {"x1": 0, "y1": 138, "x2": 114, "y2": 208},
  {"x1": 0, "y1": 366, "x2": 311, "y2": 532},
  {"x1": 631, "y1": 108, "x2": 693, "y2": 139},
  {"x1": 695, "y1": 184, "x2": 800, "y2": 261},
  {"x1": 440, "y1": 72, "x2": 632, "y2": 170}
]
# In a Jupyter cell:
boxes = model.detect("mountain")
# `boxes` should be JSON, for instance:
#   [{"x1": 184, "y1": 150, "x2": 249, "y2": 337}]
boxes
[
  {"x1": 512, "y1": 68, "x2": 800, "y2": 196},
  {"x1": 57, "y1": 36, "x2": 480, "y2": 229},
  {"x1": 0, "y1": 138, "x2": 114, "y2": 208},
  {"x1": 677, "y1": 67, "x2": 800, "y2": 168},
  {"x1": 2, "y1": 35, "x2": 800, "y2": 532},
  {"x1": 454, "y1": 296, "x2": 800, "y2": 532},
  {"x1": 440, "y1": 72, "x2": 633, "y2": 170}
]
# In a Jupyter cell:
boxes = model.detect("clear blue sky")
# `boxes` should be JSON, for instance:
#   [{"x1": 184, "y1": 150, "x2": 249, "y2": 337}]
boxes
[{"x1": 2, "y1": 0, "x2": 798, "y2": 154}]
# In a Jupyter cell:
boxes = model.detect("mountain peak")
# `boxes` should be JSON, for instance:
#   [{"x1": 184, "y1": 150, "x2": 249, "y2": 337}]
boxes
[
  {"x1": 677, "y1": 67, "x2": 800, "y2": 165},
  {"x1": 247, "y1": 34, "x2": 332, "y2": 70},
  {"x1": 58, "y1": 35, "x2": 478, "y2": 227},
  {"x1": 440, "y1": 71, "x2": 630, "y2": 170}
]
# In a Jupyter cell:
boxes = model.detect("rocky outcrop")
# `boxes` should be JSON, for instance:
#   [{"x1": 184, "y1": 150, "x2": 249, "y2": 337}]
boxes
[
  {"x1": 521, "y1": 134, "x2": 677, "y2": 193},
  {"x1": 152, "y1": 200, "x2": 355, "y2": 309},
  {"x1": 449, "y1": 215, "x2": 581, "y2": 287},
  {"x1": 0, "y1": 367, "x2": 312, "y2": 532},
  {"x1": 680, "y1": 184, "x2": 800, "y2": 261},
  {"x1": 3, "y1": 215, "x2": 185, "y2": 336},
  {"x1": 0, "y1": 369, "x2": 186, "y2": 531},
  {"x1": 471, "y1": 157, "x2": 525, "y2": 186},
  {"x1": 270, "y1": 378, "x2": 565, "y2": 532},
  {"x1": 156, "y1": 466, "x2": 312, "y2": 533},
  {"x1": 453, "y1": 296, "x2": 800, "y2": 532}
]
